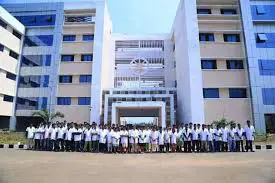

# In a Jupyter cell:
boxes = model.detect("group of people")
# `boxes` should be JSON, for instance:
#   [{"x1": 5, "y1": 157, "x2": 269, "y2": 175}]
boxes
[{"x1": 25, "y1": 120, "x2": 256, "y2": 153}]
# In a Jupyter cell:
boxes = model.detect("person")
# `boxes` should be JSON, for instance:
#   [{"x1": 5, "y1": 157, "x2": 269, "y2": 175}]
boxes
[
  {"x1": 34, "y1": 124, "x2": 41, "y2": 151},
  {"x1": 170, "y1": 128, "x2": 177, "y2": 152},
  {"x1": 150, "y1": 127, "x2": 159, "y2": 153},
  {"x1": 138, "y1": 127, "x2": 146, "y2": 153},
  {"x1": 207, "y1": 125, "x2": 215, "y2": 152},
  {"x1": 91, "y1": 123, "x2": 99, "y2": 152},
  {"x1": 106, "y1": 126, "x2": 113, "y2": 153},
  {"x1": 84, "y1": 124, "x2": 92, "y2": 152},
  {"x1": 26, "y1": 124, "x2": 35, "y2": 150},
  {"x1": 144, "y1": 126, "x2": 152, "y2": 152},
  {"x1": 66, "y1": 123, "x2": 75, "y2": 151},
  {"x1": 73, "y1": 124, "x2": 83, "y2": 152},
  {"x1": 200, "y1": 124, "x2": 208, "y2": 152},
  {"x1": 44, "y1": 123, "x2": 51, "y2": 151},
  {"x1": 183, "y1": 124, "x2": 192, "y2": 153},
  {"x1": 39, "y1": 124, "x2": 45, "y2": 151},
  {"x1": 228, "y1": 123, "x2": 236, "y2": 152},
  {"x1": 236, "y1": 123, "x2": 245, "y2": 152},
  {"x1": 192, "y1": 124, "x2": 199, "y2": 152},
  {"x1": 120, "y1": 126, "x2": 129, "y2": 153},
  {"x1": 221, "y1": 124, "x2": 229, "y2": 152},
  {"x1": 112, "y1": 127, "x2": 120, "y2": 153},
  {"x1": 214, "y1": 125, "x2": 222, "y2": 152},
  {"x1": 197, "y1": 123, "x2": 202, "y2": 151},
  {"x1": 132, "y1": 126, "x2": 140, "y2": 153},
  {"x1": 158, "y1": 127, "x2": 165, "y2": 153},
  {"x1": 57, "y1": 123, "x2": 66, "y2": 151},
  {"x1": 244, "y1": 120, "x2": 255, "y2": 152},
  {"x1": 99, "y1": 124, "x2": 107, "y2": 153},
  {"x1": 49, "y1": 124, "x2": 58, "y2": 151}
]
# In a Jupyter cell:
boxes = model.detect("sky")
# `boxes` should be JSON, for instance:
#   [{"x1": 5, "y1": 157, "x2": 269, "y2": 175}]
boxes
[{"x1": 0, "y1": 0, "x2": 180, "y2": 34}]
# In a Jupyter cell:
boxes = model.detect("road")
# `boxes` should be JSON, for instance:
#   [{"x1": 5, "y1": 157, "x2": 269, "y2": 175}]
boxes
[{"x1": 0, "y1": 150, "x2": 275, "y2": 183}]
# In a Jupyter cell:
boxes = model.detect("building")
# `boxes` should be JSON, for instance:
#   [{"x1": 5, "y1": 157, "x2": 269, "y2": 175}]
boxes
[
  {"x1": 0, "y1": 6, "x2": 24, "y2": 129},
  {"x1": 0, "y1": 0, "x2": 275, "y2": 133}
]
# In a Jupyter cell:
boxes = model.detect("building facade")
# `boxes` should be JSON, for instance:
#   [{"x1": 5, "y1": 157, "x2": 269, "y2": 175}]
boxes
[{"x1": 0, "y1": 0, "x2": 275, "y2": 133}]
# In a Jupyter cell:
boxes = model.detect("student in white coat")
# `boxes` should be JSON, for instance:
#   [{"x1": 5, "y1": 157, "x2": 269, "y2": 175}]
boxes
[
  {"x1": 112, "y1": 127, "x2": 120, "y2": 153},
  {"x1": 183, "y1": 124, "x2": 192, "y2": 153},
  {"x1": 236, "y1": 123, "x2": 245, "y2": 152},
  {"x1": 91, "y1": 123, "x2": 99, "y2": 152},
  {"x1": 44, "y1": 123, "x2": 51, "y2": 151},
  {"x1": 200, "y1": 124, "x2": 208, "y2": 152},
  {"x1": 158, "y1": 127, "x2": 165, "y2": 153},
  {"x1": 120, "y1": 126, "x2": 129, "y2": 153},
  {"x1": 73, "y1": 124, "x2": 83, "y2": 152},
  {"x1": 192, "y1": 124, "x2": 200, "y2": 152},
  {"x1": 150, "y1": 127, "x2": 159, "y2": 153},
  {"x1": 144, "y1": 127, "x2": 152, "y2": 152},
  {"x1": 244, "y1": 120, "x2": 255, "y2": 152},
  {"x1": 26, "y1": 124, "x2": 35, "y2": 150},
  {"x1": 228, "y1": 123, "x2": 236, "y2": 152},
  {"x1": 170, "y1": 128, "x2": 178, "y2": 152},
  {"x1": 106, "y1": 126, "x2": 113, "y2": 153},
  {"x1": 221, "y1": 124, "x2": 229, "y2": 152},
  {"x1": 50, "y1": 124, "x2": 58, "y2": 151},
  {"x1": 164, "y1": 127, "x2": 172, "y2": 152},
  {"x1": 84, "y1": 124, "x2": 92, "y2": 152}
]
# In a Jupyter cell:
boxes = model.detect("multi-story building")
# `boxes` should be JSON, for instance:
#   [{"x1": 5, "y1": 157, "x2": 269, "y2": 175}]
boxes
[
  {"x1": 0, "y1": 0, "x2": 275, "y2": 133},
  {"x1": 0, "y1": 6, "x2": 24, "y2": 129}
]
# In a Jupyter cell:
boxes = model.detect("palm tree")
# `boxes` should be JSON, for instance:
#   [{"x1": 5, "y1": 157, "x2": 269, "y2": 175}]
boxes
[{"x1": 32, "y1": 109, "x2": 64, "y2": 123}]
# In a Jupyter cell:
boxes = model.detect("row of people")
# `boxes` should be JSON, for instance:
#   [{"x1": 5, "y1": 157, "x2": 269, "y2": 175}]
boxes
[{"x1": 25, "y1": 120, "x2": 255, "y2": 153}]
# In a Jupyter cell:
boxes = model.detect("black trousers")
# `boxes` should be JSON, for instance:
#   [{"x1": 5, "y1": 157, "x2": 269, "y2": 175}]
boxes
[
  {"x1": 215, "y1": 141, "x2": 222, "y2": 152},
  {"x1": 50, "y1": 140, "x2": 57, "y2": 151},
  {"x1": 192, "y1": 140, "x2": 199, "y2": 152},
  {"x1": 184, "y1": 141, "x2": 192, "y2": 152},
  {"x1": 221, "y1": 142, "x2": 228, "y2": 152},
  {"x1": 34, "y1": 139, "x2": 40, "y2": 150},
  {"x1": 57, "y1": 139, "x2": 65, "y2": 151},
  {"x1": 246, "y1": 140, "x2": 253, "y2": 152},
  {"x1": 165, "y1": 143, "x2": 170, "y2": 152},
  {"x1": 236, "y1": 140, "x2": 245, "y2": 152},
  {"x1": 159, "y1": 145, "x2": 164, "y2": 153},
  {"x1": 99, "y1": 143, "x2": 106, "y2": 153},
  {"x1": 74, "y1": 141, "x2": 81, "y2": 152}
]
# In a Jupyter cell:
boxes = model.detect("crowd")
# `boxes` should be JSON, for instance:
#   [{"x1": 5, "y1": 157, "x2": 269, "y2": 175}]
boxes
[{"x1": 25, "y1": 120, "x2": 256, "y2": 153}]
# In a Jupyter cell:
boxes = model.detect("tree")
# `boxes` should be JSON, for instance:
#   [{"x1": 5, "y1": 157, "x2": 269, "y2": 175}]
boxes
[
  {"x1": 211, "y1": 118, "x2": 236, "y2": 127},
  {"x1": 32, "y1": 109, "x2": 64, "y2": 123}
]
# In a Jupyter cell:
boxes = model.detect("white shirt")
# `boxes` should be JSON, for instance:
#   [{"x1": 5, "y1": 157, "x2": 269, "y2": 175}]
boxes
[
  {"x1": 57, "y1": 127, "x2": 66, "y2": 139},
  {"x1": 222, "y1": 128, "x2": 229, "y2": 142},
  {"x1": 107, "y1": 130, "x2": 113, "y2": 144},
  {"x1": 228, "y1": 128, "x2": 236, "y2": 141},
  {"x1": 91, "y1": 128, "x2": 99, "y2": 141},
  {"x1": 192, "y1": 129, "x2": 199, "y2": 140},
  {"x1": 158, "y1": 132, "x2": 165, "y2": 145},
  {"x1": 112, "y1": 132, "x2": 120, "y2": 145},
  {"x1": 150, "y1": 131, "x2": 159, "y2": 144},
  {"x1": 44, "y1": 127, "x2": 51, "y2": 139},
  {"x1": 208, "y1": 128, "x2": 214, "y2": 141},
  {"x1": 26, "y1": 127, "x2": 35, "y2": 139},
  {"x1": 200, "y1": 129, "x2": 208, "y2": 141},
  {"x1": 50, "y1": 128, "x2": 58, "y2": 140},
  {"x1": 139, "y1": 130, "x2": 146, "y2": 143},
  {"x1": 99, "y1": 129, "x2": 107, "y2": 143},
  {"x1": 171, "y1": 132, "x2": 177, "y2": 144},
  {"x1": 236, "y1": 128, "x2": 244, "y2": 141},
  {"x1": 244, "y1": 125, "x2": 255, "y2": 141},
  {"x1": 164, "y1": 130, "x2": 171, "y2": 143},
  {"x1": 66, "y1": 128, "x2": 74, "y2": 141},
  {"x1": 216, "y1": 129, "x2": 222, "y2": 141},
  {"x1": 39, "y1": 127, "x2": 45, "y2": 139},
  {"x1": 183, "y1": 128, "x2": 192, "y2": 141},
  {"x1": 144, "y1": 130, "x2": 152, "y2": 143},
  {"x1": 34, "y1": 128, "x2": 41, "y2": 140},
  {"x1": 74, "y1": 129, "x2": 83, "y2": 141},
  {"x1": 120, "y1": 130, "x2": 128, "y2": 144},
  {"x1": 84, "y1": 128, "x2": 92, "y2": 141}
]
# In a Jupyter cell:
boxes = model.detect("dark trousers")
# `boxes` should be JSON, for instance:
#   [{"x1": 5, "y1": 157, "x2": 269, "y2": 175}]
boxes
[
  {"x1": 34, "y1": 139, "x2": 40, "y2": 150},
  {"x1": 99, "y1": 143, "x2": 106, "y2": 153},
  {"x1": 236, "y1": 140, "x2": 245, "y2": 152},
  {"x1": 192, "y1": 140, "x2": 199, "y2": 152},
  {"x1": 74, "y1": 141, "x2": 81, "y2": 152},
  {"x1": 221, "y1": 142, "x2": 228, "y2": 152},
  {"x1": 215, "y1": 141, "x2": 221, "y2": 152},
  {"x1": 165, "y1": 143, "x2": 170, "y2": 152},
  {"x1": 159, "y1": 145, "x2": 164, "y2": 153},
  {"x1": 208, "y1": 141, "x2": 214, "y2": 152},
  {"x1": 57, "y1": 139, "x2": 65, "y2": 151},
  {"x1": 184, "y1": 141, "x2": 192, "y2": 152},
  {"x1": 92, "y1": 141, "x2": 99, "y2": 152},
  {"x1": 65, "y1": 140, "x2": 70, "y2": 151},
  {"x1": 44, "y1": 138, "x2": 50, "y2": 151},
  {"x1": 246, "y1": 140, "x2": 253, "y2": 152},
  {"x1": 50, "y1": 140, "x2": 57, "y2": 151}
]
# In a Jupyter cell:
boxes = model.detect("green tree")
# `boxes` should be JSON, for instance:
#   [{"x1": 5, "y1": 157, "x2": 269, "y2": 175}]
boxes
[
  {"x1": 211, "y1": 118, "x2": 236, "y2": 127},
  {"x1": 32, "y1": 109, "x2": 64, "y2": 123}
]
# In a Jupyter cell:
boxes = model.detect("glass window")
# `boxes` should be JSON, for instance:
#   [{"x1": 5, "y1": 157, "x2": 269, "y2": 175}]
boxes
[
  {"x1": 15, "y1": 15, "x2": 56, "y2": 26},
  {"x1": 201, "y1": 60, "x2": 217, "y2": 69},
  {"x1": 24, "y1": 35, "x2": 53, "y2": 47},
  {"x1": 83, "y1": 34, "x2": 94, "y2": 41},
  {"x1": 259, "y1": 60, "x2": 275, "y2": 75},
  {"x1": 65, "y1": 16, "x2": 93, "y2": 23},
  {"x1": 59, "y1": 75, "x2": 72, "y2": 83},
  {"x1": 21, "y1": 55, "x2": 51, "y2": 67},
  {"x1": 0, "y1": 18, "x2": 7, "y2": 29},
  {"x1": 262, "y1": 88, "x2": 275, "y2": 105},
  {"x1": 12, "y1": 30, "x2": 22, "y2": 39},
  {"x1": 257, "y1": 33, "x2": 268, "y2": 42},
  {"x1": 9, "y1": 50, "x2": 19, "y2": 59},
  {"x1": 6, "y1": 72, "x2": 16, "y2": 81},
  {"x1": 199, "y1": 33, "x2": 215, "y2": 41},
  {"x1": 221, "y1": 9, "x2": 237, "y2": 15},
  {"x1": 78, "y1": 97, "x2": 91, "y2": 105},
  {"x1": 197, "y1": 9, "x2": 211, "y2": 14},
  {"x1": 0, "y1": 44, "x2": 4, "y2": 52},
  {"x1": 16, "y1": 97, "x2": 47, "y2": 110},
  {"x1": 264, "y1": 114, "x2": 275, "y2": 134},
  {"x1": 57, "y1": 97, "x2": 71, "y2": 105},
  {"x1": 224, "y1": 34, "x2": 240, "y2": 42},
  {"x1": 256, "y1": 33, "x2": 275, "y2": 48},
  {"x1": 61, "y1": 55, "x2": 74, "y2": 62},
  {"x1": 203, "y1": 88, "x2": 219, "y2": 98},
  {"x1": 226, "y1": 60, "x2": 244, "y2": 69},
  {"x1": 256, "y1": 6, "x2": 266, "y2": 15},
  {"x1": 19, "y1": 75, "x2": 49, "y2": 88},
  {"x1": 3, "y1": 95, "x2": 14, "y2": 102},
  {"x1": 229, "y1": 88, "x2": 247, "y2": 98},
  {"x1": 79, "y1": 75, "x2": 92, "y2": 83},
  {"x1": 81, "y1": 54, "x2": 93, "y2": 61},
  {"x1": 63, "y1": 35, "x2": 76, "y2": 42}
]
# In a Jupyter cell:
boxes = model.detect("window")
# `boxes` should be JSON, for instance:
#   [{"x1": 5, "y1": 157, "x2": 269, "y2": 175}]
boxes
[
  {"x1": 0, "y1": 18, "x2": 7, "y2": 29},
  {"x1": 256, "y1": 33, "x2": 268, "y2": 43},
  {"x1": 197, "y1": 9, "x2": 211, "y2": 14},
  {"x1": 256, "y1": 6, "x2": 266, "y2": 15},
  {"x1": 57, "y1": 97, "x2": 71, "y2": 105},
  {"x1": 3, "y1": 95, "x2": 14, "y2": 102},
  {"x1": 16, "y1": 97, "x2": 47, "y2": 110},
  {"x1": 24, "y1": 35, "x2": 54, "y2": 47},
  {"x1": 9, "y1": 50, "x2": 19, "y2": 59},
  {"x1": 262, "y1": 88, "x2": 275, "y2": 105},
  {"x1": 203, "y1": 88, "x2": 219, "y2": 98},
  {"x1": 78, "y1": 97, "x2": 91, "y2": 105},
  {"x1": 223, "y1": 34, "x2": 240, "y2": 42},
  {"x1": 226, "y1": 60, "x2": 244, "y2": 69},
  {"x1": 264, "y1": 114, "x2": 275, "y2": 134},
  {"x1": 42, "y1": 75, "x2": 49, "y2": 87},
  {"x1": 0, "y1": 44, "x2": 4, "y2": 52},
  {"x1": 19, "y1": 75, "x2": 49, "y2": 88},
  {"x1": 79, "y1": 75, "x2": 92, "y2": 83},
  {"x1": 83, "y1": 34, "x2": 94, "y2": 41},
  {"x1": 229, "y1": 88, "x2": 247, "y2": 98},
  {"x1": 201, "y1": 60, "x2": 217, "y2": 69},
  {"x1": 59, "y1": 75, "x2": 72, "y2": 83},
  {"x1": 15, "y1": 15, "x2": 56, "y2": 26},
  {"x1": 259, "y1": 60, "x2": 275, "y2": 75},
  {"x1": 21, "y1": 55, "x2": 51, "y2": 67},
  {"x1": 199, "y1": 33, "x2": 215, "y2": 41},
  {"x1": 65, "y1": 16, "x2": 93, "y2": 23},
  {"x1": 6, "y1": 72, "x2": 16, "y2": 81},
  {"x1": 81, "y1": 54, "x2": 93, "y2": 61},
  {"x1": 63, "y1": 35, "x2": 76, "y2": 42},
  {"x1": 12, "y1": 30, "x2": 22, "y2": 39},
  {"x1": 221, "y1": 9, "x2": 237, "y2": 15},
  {"x1": 61, "y1": 55, "x2": 74, "y2": 62}
]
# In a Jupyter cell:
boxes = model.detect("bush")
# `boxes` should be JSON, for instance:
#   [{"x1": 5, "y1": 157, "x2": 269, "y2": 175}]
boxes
[{"x1": 0, "y1": 132, "x2": 27, "y2": 144}]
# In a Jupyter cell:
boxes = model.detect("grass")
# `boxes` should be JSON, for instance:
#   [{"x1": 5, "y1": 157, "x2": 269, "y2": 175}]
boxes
[{"x1": 0, "y1": 132, "x2": 27, "y2": 144}]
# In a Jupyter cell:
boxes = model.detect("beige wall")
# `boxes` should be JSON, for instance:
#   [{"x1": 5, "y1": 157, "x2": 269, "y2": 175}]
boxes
[
  {"x1": 59, "y1": 62, "x2": 92, "y2": 75},
  {"x1": 55, "y1": 106, "x2": 90, "y2": 123},
  {"x1": 62, "y1": 42, "x2": 93, "y2": 54},
  {"x1": 58, "y1": 84, "x2": 91, "y2": 97},
  {"x1": 0, "y1": 94, "x2": 13, "y2": 116},
  {"x1": 200, "y1": 43, "x2": 244, "y2": 58},
  {"x1": 0, "y1": 27, "x2": 21, "y2": 53}
]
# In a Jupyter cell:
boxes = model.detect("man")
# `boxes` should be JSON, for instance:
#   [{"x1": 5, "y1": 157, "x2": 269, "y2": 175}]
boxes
[
  {"x1": 84, "y1": 124, "x2": 92, "y2": 152},
  {"x1": 57, "y1": 123, "x2": 66, "y2": 151},
  {"x1": 214, "y1": 125, "x2": 222, "y2": 152},
  {"x1": 138, "y1": 126, "x2": 146, "y2": 153},
  {"x1": 44, "y1": 123, "x2": 51, "y2": 151},
  {"x1": 197, "y1": 123, "x2": 202, "y2": 151},
  {"x1": 25, "y1": 124, "x2": 35, "y2": 150},
  {"x1": 192, "y1": 124, "x2": 199, "y2": 152},
  {"x1": 183, "y1": 124, "x2": 192, "y2": 153},
  {"x1": 207, "y1": 125, "x2": 215, "y2": 152},
  {"x1": 99, "y1": 124, "x2": 107, "y2": 153},
  {"x1": 144, "y1": 126, "x2": 152, "y2": 152},
  {"x1": 34, "y1": 124, "x2": 42, "y2": 151},
  {"x1": 150, "y1": 127, "x2": 159, "y2": 153},
  {"x1": 164, "y1": 127, "x2": 172, "y2": 152},
  {"x1": 91, "y1": 123, "x2": 99, "y2": 152},
  {"x1": 49, "y1": 124, "x2": 58, "y2": 151},
  {"x1": 228, "y1": 123, "x2": 236, "y2": 152},
  {"x1": 236, "y1": 123, "x2": 245, "y2": 152},
  {"x1": 73, "y1": 124, "x2": 83, "y2": 152},
  {"x1": 221, "y1": 124, "x2": 229, "y2": 152},
  {"x1": 120, "y1": 126, "x2": 129, "y2": 153},
  {"x1": 158, "y1": 127, "x2": 165, "y2": 153},
  {"x1": 170, "y1": 128, "x2": 177, "y2": 152},
  {"x1": 200, "y1": 124, "x2": 208, "y2": 152},
  {"x1": 106, "y1": 125, "x2": 113, "y2": 153},
  {"x1": 244, "y1": 120, "x2": 255, "y2": 152},
  {"x1": 112, "y1": 127, "x2": 120, "y2": 153}
]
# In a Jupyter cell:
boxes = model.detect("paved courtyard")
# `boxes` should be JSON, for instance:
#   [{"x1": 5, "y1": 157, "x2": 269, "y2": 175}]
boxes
[{"x1": 0, "y1": 150, "x2": 275, "y2": 183}]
